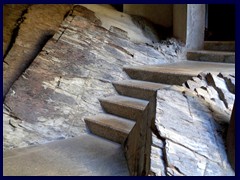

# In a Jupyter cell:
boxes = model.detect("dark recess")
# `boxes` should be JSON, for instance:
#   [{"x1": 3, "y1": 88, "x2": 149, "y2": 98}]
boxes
[
  {"x1": 111, "y1": 4, "x2": 123, "y2": 12},
  {"x1": 205, "y1": 4, "x2": 235, "y2": 41}
]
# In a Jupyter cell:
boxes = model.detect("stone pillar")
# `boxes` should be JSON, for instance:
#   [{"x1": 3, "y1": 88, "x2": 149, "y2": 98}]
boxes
[
  {"x1": 186, "y1": 4, "x2": 205, "y2": 50},
  {"x1": 227, "y1": 102, "x2": 235, "y2": 171},
  {"x1": 173, "y1": 4, "x2": 187, "y2": 43}
]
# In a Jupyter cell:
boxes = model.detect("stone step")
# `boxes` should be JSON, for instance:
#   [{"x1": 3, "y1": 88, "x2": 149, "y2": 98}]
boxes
[
  {"x1": 85, "y1": 113, "x2": 135, "y2": 144},
  {"x1": 113, "y1": 79, "x2": 169, "y2": 100},
  {"x1": 124, "y1": 61, "x2": 235, "y2": 85},
  {"x1": 4, "y1": 134, "x2": 129, "y2": 176},
  {"x1": 187, "y1": 50, "x2": 235, "y2": 63},
  {"x1": 204, "y1": 41, "x2": 235, "y2": 52},
  {"x1": 99, "y1": 95, "x2": 148, "y2": 120}
]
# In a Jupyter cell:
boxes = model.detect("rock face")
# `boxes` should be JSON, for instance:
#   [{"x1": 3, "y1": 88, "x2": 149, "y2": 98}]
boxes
[
  {"x1": 3, "y1": 5, "x2": 183, "y2": 150},
  {"x1": 151, "y1": 86, "x2": 234, "y2": 176},
  {"x1": 226, "y1": 103, "x2": 235, "y2": 171},
  {"x1": 3, "y1": 4, "x2": 73, "y2": 97},
  {"x1": 184, "y1": 72, "x2": 235, "y2": 125},
  {"x1": 3, "y1": 4, "x2": 30, "y2": 57}
]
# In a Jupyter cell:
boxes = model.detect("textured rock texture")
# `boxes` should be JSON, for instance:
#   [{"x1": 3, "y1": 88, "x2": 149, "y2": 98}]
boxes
[
  {"x1": 226, "y1": 104, "x2": 235, "y2": 170},
  {"x1": 3, "y1": 5, "x2": 183, "y2": 150},
  {"x1": 3, "y1": 4, "x2": 73, "y2": 98},
  {"x1": 151, "y1": 86, "x2": 234, "y2": 176},
  {"x1": 183, "y1": 72, "x2": 235, "y2": 124},
  {"x1": 3, "y1": 4, "x2": 30, "y2": 57}
]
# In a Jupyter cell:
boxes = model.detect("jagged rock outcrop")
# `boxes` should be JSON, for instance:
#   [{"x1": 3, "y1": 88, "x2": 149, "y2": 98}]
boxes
[
  {"x1": 150, "y1": 85, "x2": 234, "y2": 176},
  {"x1": 183, "y1": 72, "x2": 235, "y2": 124}
]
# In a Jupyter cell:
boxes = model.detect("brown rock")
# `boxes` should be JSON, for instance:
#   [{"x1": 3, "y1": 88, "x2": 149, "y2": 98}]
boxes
[{"x1": 227, "y1": 103, "x2": 235, "y2": 171}]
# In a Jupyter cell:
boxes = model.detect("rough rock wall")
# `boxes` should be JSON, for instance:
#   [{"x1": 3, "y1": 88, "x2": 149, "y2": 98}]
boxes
[
  {"x1": 3, "y1": 5, "x2": 184, "y2": 150},
  {"x1": 123, "y1": 4, "x2": 173, "y2": 28},
  {"x1": 3, "y1": 4, "x2": 73, "y2": 98},
  {"x1": 183, "y1": 72, "x2": 235, "y2": 122},
  {"x1": 3, "y1": 4, "x2": 30, "y2": 57},
  {"x1": 150, "y1": 72, "x2": 235, "y2": 176}
]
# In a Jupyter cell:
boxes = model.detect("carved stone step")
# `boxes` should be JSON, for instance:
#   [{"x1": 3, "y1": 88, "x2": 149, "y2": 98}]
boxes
[
  {"x1": 113, "y1": 79, "x2": 169, "y2": 100},
  {"x1": 187, "y1": 50, "x2": 235, "y2": 63},
  {"x1": 124, "y1": 61, "x2": 235, "y2": 85},
  {"x1": 204, "y1": 41, "x2": 235, "y2": 52},
  {"x1": 99, "y1": 95, "x2": 148, "y2": 121},
  {"x1": 85, "y1": 113, "x2": 135, "y2": 144}
]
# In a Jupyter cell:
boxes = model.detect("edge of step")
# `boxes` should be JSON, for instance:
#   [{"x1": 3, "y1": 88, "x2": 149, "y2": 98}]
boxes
[
  {"x1": 99, "y1": 95, "x2": 149, "y2": 120},
  {"x1": 99, "y1": 95, "x2": 149, "y2": 112},
  {"x1": 113, "y1": 80, "x2": 169, "y2": 100},
  {"x1": 85, "y1": 113, "x2": 135, "y2": 144}
]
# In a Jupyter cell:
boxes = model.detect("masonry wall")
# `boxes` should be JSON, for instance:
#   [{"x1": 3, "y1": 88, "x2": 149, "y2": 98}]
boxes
[{"x1": 123, "y1": 4, "x2": 173, "y2": 28}]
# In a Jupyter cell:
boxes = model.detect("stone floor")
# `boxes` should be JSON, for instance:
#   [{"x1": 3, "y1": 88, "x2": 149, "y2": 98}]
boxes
[{"x1": 4, "y1": 134, "x2": 129, "y2": 176}]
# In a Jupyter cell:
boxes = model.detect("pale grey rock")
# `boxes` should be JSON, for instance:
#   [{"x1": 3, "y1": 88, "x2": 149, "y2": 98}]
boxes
[
  {"x1": 195, "y1": 87, "x2": 210, "y2": 100},
  {"x1": 206, "y1": 73, "x2": 235, "y2": 111},
  {"x1": 150, "y1": 145, "x2": 165, "y2": 176},
  {"x1": 152, "y1": 133, "x2": 164, "y2": 148},
  {"x1": 192, "y1": 76, "x2": 202, "y2": 83},
  {"x1": 165, "y1": 140, "x2": 207, "y2": 176},
  {"x1": 206, "y1": 86, "x2": 220, "y2": 100},
  {"x1": 220, "y1": 89, "x2": 235, "y2": 110},
  {"x1": 155, "y1": 86, "x2": 234, "y2": 176},
  {"x1": 204, "y1": 161, "x2": 234, "y2": 176},
  {"x1": 167, "y1": 167, "x2": 184, "y2": 176},
  {"x1": 186, "y1": 80, "x2": 201, "y2": 91}
]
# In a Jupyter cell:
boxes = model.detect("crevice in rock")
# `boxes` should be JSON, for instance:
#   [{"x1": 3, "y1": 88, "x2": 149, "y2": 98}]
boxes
[
  {"x1": 107, "y1": 42, "x2": 134, "y2": 57},
  {"x1": 3, "y1": 6, "x2": 30, "y2": 59},
  {"x1": 164, "y1": 136, "x2": 221, "y2": 165},
  {"x1": 56, "y1": 5, "x2": 75, "y2": 42},
  {"x1": 161, "y1": 138, "x2": 169, "y2": 176},
  {"x1": 151, "y1": 125, "x2": 168, "y2": 176},
  {"x1": 167, "y1": 166, "x2": 185, "y2": 176},
  {"x1": 205, "y1": 73, "x2": 229, "y2": 109},
  {"x1": 56, "y1": 16, "x2": 74, "y2": 42},
  {"x1": 3, "y1": 61, "x2": 9, "y2": 66},
  {"x1": 4, "y1": 112, "x2": 22, "y2": 121},
  {"x1": 63, "y1": 6, "x2": 74, "y2": 20}
]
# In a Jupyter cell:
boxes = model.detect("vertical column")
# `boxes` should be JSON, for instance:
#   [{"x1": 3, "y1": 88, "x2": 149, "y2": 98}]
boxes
[
  {"x1": 173, "y1": 4, "x2": 187, "y2": 43},
  {"x1": 186, "y1": 4, "x2": 205, "y2": 50},
  {"x1": 227, "y1": 102, "x2": 235, "y2": 171}
]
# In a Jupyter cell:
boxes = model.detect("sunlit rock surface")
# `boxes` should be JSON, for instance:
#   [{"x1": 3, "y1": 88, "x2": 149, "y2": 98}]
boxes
[{"x1": 3, "y1": 5, "x2": 184, "y2": 150}]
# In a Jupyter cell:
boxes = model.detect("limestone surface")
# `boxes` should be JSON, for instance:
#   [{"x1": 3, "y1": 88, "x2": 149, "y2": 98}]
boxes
[
  {"x1": 152, "y1": 86, "x2": 234, "y2": 176},
  {"x1": 3, "y1": 5, "x2": 183, "y2": 150}
]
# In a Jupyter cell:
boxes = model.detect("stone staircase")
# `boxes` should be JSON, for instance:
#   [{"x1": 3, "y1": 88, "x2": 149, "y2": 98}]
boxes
[
  {"x1": 187, "y1": 41, "x2": 235, "y2": 63},
  {"x1": 4, "y1": 40, "x2": 235, "y2": 176},
  {"x1": 3, "y1": 4, "x2": 235, "y2": 175},
  {"x1": 84, "y1": 61, "x2": 235, "y2": 146},
  {"x1": 203, "y1": 41, "x2": 235, "y2": 52},
  {"x1": 85, "y1": 81, "x2": 168, "y2": 144},
  {"x1": 84, "y1": 40, "x2": 235, "y2": 175}
]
